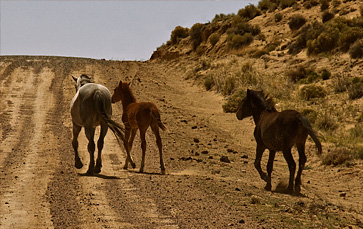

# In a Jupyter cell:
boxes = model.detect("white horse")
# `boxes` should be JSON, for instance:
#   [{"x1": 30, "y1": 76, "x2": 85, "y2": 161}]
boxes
[{"x1": 70, "y1": 74, "x2": 135, "y2": 174}]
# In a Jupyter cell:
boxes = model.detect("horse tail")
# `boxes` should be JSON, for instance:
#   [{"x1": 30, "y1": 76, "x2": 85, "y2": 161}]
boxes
[
  {"x1": 150, "y1": 106, "x2": 166, "y2": 131},
  {"x1": 94, "y1": 90, "x2": 125, "y2": 143},
  {"x1": 299, "y1": 116, "x2": 322, "y2": 155}
]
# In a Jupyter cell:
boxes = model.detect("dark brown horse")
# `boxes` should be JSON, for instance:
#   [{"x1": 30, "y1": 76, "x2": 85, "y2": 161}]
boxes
[
  {"x1": 236, "y1": 89, "x2": 322, "y2": 193},
  {"x1": 111, "y1": 81, "x2": 166, "y2": 174}
]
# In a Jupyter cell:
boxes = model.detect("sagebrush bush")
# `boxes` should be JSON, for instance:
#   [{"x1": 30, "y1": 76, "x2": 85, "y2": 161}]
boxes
[
  {"x1": 190, "y1": 23, "x2": 204, "y2": 50},
  {"x1": 339, "y1": 27, "x2": 363, "y2": 52},
  {"x1": 170, "y1": 26, "x2": 189, "y2": 45},
  {"x1": 300, "y1": 85, "x2": 326, "y2": 100},
  {"x1": 279, "y1": 0, "x2": 297, "y2": 9},
  {"x1": 307, "y1": 27, "x2": 339, "y2": 55},
  {"x1": 288, "y1": 14, "x2": 307, "y2": 30},
  {"x1": 222, "y1": 88, "x2": 246, "y2": 113},
  {"x1": 275, "y1": 13, "x2": 283, "y2": 22},
  {"x1": 322, "y1": 11, "x2": 334, "y2": 23},
  {"x1": 332, "y1": 73, "x2": 351, "y2": 93},
  {"x1": 348, "y1": 82, "x2": 363, "y2": 100},
  {"x1": 227, "y1": 33, "x2": 253, "y2": 49},
  {"x1": 238, "y1": 4, "x2": 261, "y2": 20},
  {"x1": 209, "y1": 33, "x2": 220, "y2": 46},
  {"x1": 286, "y1": 65, "x2": 314, "y2": 82},
  {"x1": 321, "y1": 69, "x2": 331, "y2": 80},
  {"x1": 322, "y1": 147, "x2": 353, "y2": 166},
  {"x1": 349, "y1": 39, "x2": 363, "y2": 59},
  {"x1": 204, "y1": 75, "x2": 214, "y2": 91},
  {"x1": 320, "y1": 0, "x2": 330, "y2": 11}
]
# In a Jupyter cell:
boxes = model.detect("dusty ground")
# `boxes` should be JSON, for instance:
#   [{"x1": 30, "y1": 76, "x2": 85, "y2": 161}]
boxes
[{"x1": 0, "y1": 56, "x2": 362, "y2": 228}]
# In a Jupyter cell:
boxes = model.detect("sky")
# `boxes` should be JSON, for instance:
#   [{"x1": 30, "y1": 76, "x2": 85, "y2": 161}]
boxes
[{"x1": 0, "y1": 1, "x2": 258, "y2": 61}]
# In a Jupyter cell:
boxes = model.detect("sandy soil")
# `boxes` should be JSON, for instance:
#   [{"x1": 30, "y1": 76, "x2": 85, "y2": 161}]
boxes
[{"x1": 0, "y1": 56, "x2": 362, "y2": 228}]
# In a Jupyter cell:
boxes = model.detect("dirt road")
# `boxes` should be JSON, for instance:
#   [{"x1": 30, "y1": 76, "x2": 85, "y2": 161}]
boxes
[{"x1": 0, "y1": 56, "x2": 362, "y2": 228}]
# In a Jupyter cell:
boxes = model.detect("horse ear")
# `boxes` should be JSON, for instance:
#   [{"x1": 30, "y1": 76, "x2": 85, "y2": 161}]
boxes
[
  {"x1": 118, "y1": 80, "x2": 122, "y2": 87},
  {"x1": 247, "y1": 89, "x2": 251, "y2": 96},
  {"x1": 72, "y1": 75, "x2": 77, "y2": 82}
]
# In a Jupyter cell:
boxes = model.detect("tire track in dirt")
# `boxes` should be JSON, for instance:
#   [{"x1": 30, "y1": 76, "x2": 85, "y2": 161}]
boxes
[{"x1": 0, "y1": 67, "x2": 57, "y2": 228}]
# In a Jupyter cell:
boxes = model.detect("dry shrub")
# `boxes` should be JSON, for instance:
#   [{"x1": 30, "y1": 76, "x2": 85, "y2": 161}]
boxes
[
  {"x1": 349, "y1": 39, "x2": 363, "y2": 59},
  {"x1": 190, "y1": 23, "x2": 204, "y2": 50},
  {"x1": 322, "y1": 11, "x2": 334, "y2": 23},
  {"x1": 275, "y1": 13, "x2": 283, "y2": 22},
  {"x1": 348, "y1": 82, "x2": 363, "y2": 100},
  {"x1": 223, "y1": 88, "x2": 246, "y2": 113},
  {"x1": 227, "y1": 33, "x2": 253, "y2": 49},
  {"x1": 288, "y1": 14, "x2": 306, "y2": 31},
  {"x1": 286, "y1": 64, "x2": 315, "y2": 82},
  {"x1": 300, "y1": 85, "x2": 327, "y2": 100},
  {"x1": 238, "y1": 4, "x2": 261, "y2": 20},
  {"x1": 209, "y1": 33, "x2": 220, "y2": 46},
  {"x1": 332, "y1": 73, "x2": 351, "y2": 93},
  {"x1": 170, "y1": 26, "x2": 189, "y2": 45},
  {"x1": 322, "y1": 147, "x2": 353, "y2": 166}
]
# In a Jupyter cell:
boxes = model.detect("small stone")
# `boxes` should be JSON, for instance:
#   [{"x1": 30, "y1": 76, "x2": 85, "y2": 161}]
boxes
[
  {"x1": 339, "y1": 192, "x2": 346, "y2": 197},
  {"x1": 239, "y1": 219, "x2": 245, "y2": 224},
  {"x1": 220, "y1": 156, "x2": 230, "y2": 163},
  {"x1": 193, "y1": 138, "x2": 200, "y2": 143},
  {"x1": 201, "y1": 150, "x2": 209, "y2": 154}
]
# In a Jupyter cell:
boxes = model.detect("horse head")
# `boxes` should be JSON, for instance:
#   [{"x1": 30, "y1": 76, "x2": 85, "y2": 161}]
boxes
[
  {"x1": 236, "y1": 89, "x2": 255, "y2": 120},
  {"x1": 72, "y1": 74, "x2": 92, "y2": 92},
  {"x1": 111, "y1": 80, "x2": 135, "y2": 104}
]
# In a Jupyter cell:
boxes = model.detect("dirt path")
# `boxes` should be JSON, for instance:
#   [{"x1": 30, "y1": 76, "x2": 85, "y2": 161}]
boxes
[{"x1": 0, "y1": 56, "x2": 362, "y2": 228}]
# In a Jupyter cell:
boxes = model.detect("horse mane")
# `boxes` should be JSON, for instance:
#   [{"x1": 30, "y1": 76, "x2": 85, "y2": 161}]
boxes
[
  {"x1": 251, "y1": 90, "x2": 277, "y2": 112},
  {"x1": 80, "y1": 74, "x2": 92, "y2": 84},
  {"x1": 122, "y1": 82, "x2": 137, "y2": 103}
]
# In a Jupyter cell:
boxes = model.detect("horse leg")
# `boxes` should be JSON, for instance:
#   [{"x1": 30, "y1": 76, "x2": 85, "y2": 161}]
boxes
[
  {"x1": 265, "y1": 150, "x2": 276, "y2": 191},
  {"x1": 72, "y1": 122, "x2": 83, "y2": 169},
  {"x1": 85, "y1": 126, "x2": 96, "y2": 175},
  {"x1": 139, "y1": 129, "x2": 147, "y2": 173},
  {"x1": 152, "y1": 124, "x2": 165, "y2": 175},
  {"x1": 282, "y1": 148, "x2": 296, "y2": 193},
  {"x1": 95, "y1": 124, "x2": 108, "y2": 174},
  {"x1": 254, "y1": 144, "x2": 268, "y2": 184},
  {"x1": 295, "y1": 143, "x2": 307, "y2": 194},
  {"x1": 123, "y1": 127, "x2": 132, "y2": 169}
]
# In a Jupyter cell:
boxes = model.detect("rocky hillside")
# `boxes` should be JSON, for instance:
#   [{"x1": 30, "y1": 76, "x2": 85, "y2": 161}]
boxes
[{"x1": 151, "y1": 0, "x2": 363, "y2": 165}]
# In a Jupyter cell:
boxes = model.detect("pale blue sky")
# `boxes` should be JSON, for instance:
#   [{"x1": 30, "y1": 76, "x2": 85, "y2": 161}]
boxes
[{"x1": 1, "y1": 1, "x2": 258, "y2": 60}]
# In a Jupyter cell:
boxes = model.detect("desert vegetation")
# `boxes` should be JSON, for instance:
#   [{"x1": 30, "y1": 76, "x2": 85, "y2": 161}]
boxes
[{"x1": 152, "y1": 0, "x2": 363, "y2": 166}]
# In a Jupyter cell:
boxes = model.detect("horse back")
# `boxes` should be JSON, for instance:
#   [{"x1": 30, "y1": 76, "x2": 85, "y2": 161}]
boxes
[
  {"x1": 124, "y1": 102, "x2": 160, "y2": 129},
  {"x1": 71, "y1": 83, "x2": 112, "y2": 127},
  {"x1": 256, "y1": 110, "x2": 308, "y2": 151}
]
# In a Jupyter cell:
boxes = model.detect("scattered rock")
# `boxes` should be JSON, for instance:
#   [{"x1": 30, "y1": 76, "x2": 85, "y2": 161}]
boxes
[
  {"x1": 235, "y1": 187, "x2": 241, "y2": 191},
  {"x1": 220, "y1": 156, "x2": 230, "y2": 163},
  {"x1": 239, "y1": 219, "x2": 245, "y2": 224},
  {"x1": 192, "y1": 126, "x2": 198, "y2": 129},
  {"x1": 241, "y1": 155, "x2": 248, "y2": 159},
  {"x1": 208, "y1": 156, "x2": 214, "y2": 159},
  {"x1": 193, "y1": 138, "x2": 200, "y2": 143},
  {"x1": 250, "y1": 195, "x2": 261, "y2": 204},
  {"x1": 339, "y1": 192, "x2": 347, "y2": 197},
  {"x1": 180, "y1": 157, "x2": 193, "y2": 161},
  {"x1": 201, "y1": 150, "x2": 209, "y2": 154}
]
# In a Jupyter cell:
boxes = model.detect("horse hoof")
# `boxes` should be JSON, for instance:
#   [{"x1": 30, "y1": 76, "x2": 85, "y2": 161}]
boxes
[
  {"x1": 86, "y1": 170, "x2": 94, "y2": 175},
  {"x1": 161, "y1": 170, "x2": 166, "y2": 175},
  {"x1": 264, "y1": 184, "x2": 272, "y2": 191},
  {"x1": 138, "y1": 169, "x2": 144, "y2": 173},
  {"x1": 123, "y1": 165, "x2": 128, "y2": 170},
  {"x1": 94, "y1": 167, "x2": 101, "y2": 174},
  {"x1": 131, "y1": 162, "x2": 136, "y2": 169},
  {"x1": 75, "y1": 161, "x2": 83, "y2": 169},
  {"x1": 295, "y1": 185, "x2": 301, "y2": 194}
]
